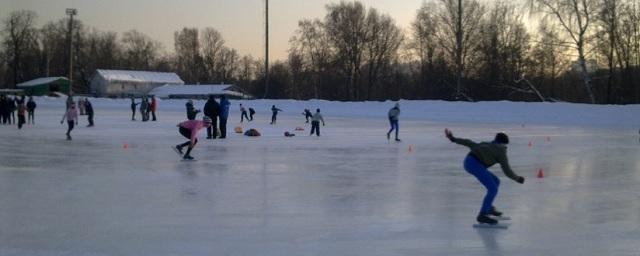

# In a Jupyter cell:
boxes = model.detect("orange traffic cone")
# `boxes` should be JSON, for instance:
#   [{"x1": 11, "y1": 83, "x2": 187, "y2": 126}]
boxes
[
  {"x1": 537, "y1": 168, "x2": 544, "y2": 178},
  {"x1": 123, "y1": 142, "x2": 129, "y2": 149}
]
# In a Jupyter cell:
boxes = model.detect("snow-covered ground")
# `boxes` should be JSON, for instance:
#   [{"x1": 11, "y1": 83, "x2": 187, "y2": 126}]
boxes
[{"x1": 0, "y1": 97, "x2": 639, "y2": 256}]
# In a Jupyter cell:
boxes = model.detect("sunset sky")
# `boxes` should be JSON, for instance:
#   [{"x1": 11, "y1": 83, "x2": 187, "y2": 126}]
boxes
[{"x1": 0, "y1": 0, "x2": 440, "y2": 60}]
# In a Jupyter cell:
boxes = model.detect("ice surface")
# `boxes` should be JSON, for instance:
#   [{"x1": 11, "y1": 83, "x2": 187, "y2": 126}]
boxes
[{"x1": 0, "y1": 98, "x2": 639, "y2": 256}]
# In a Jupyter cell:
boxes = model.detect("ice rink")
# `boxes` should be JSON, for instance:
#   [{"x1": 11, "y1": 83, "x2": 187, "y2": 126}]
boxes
[{"x1": 0, "y1": 98, "x2": 639, "y2": 256}]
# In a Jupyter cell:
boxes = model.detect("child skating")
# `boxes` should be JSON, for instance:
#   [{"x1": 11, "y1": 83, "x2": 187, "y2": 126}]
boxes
[
  {"x1": 444, "y1": 129, "x2": 524, "y2": 226},
  {"x1": 174, "y1": 116, "x2": 212, "y2": 160},
  {"x1": 387, "y1": 103, "x2": 401, "y2": 141},
  {"x1": 60, "y1": 103, "x2": 79, "y2": 140}
]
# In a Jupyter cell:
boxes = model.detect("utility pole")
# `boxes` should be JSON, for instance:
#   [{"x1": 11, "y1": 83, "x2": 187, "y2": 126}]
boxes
[
  {"x1": 66, "y1": 8, "x2": 77, "y2": 95},
  {"x1": 262, "y1": 0, "x2": 269, "y2": 99}
]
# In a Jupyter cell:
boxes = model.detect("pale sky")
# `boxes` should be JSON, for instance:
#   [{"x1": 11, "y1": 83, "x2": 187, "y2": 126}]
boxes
[{"x1": 1, "y1": 0, "x2": 430, "y2": 60}]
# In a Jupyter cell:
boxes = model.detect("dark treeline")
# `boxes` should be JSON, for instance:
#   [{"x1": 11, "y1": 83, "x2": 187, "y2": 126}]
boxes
[{"x1": 2, "y1": 0, "x2": 640, "y2": 104}]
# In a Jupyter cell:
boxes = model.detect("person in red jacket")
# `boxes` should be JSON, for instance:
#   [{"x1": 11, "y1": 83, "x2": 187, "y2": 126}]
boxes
[
  {"x1": 150, "y1": 95, "x2": 157, "y2": 121},
  {"x1": 174, "y1": 116, "x2": 212, "y2": 160}
]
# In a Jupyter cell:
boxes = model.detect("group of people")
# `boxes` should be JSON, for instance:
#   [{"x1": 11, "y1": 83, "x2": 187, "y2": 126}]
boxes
[
  {"x1": 131, "y1": 95, "x2": 157, "y2": 122},
  {"x1": 0, "y1": 95, "x2": 37, "y2": 128}
]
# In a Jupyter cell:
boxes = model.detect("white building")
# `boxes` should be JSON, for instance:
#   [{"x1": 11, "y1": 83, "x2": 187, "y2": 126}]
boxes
[
  {"x1": 90, "y1": 69, "x2": 184, "y2": 97},
  {"x1": 149, "y1": 84, "x2": 252, "y2": 99}
]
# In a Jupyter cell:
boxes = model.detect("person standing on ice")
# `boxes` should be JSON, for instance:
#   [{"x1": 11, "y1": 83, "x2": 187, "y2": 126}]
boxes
[
  {"x1": 16, "y1": 95, "x2": 26, "y2": 129},
  {"x1": 185, "y1": 99, "x2": 200, "y2": 120},
  {"x1": 26, "y1": 96, "x2": 36, "y2": 125},
  {"x1": 130, "y1": 97, "x2": 139, "y2": 121},
  {"x1": 60, "y1": 102, "x2": 79, "y2": 140},
  {"x1": 248, "y1": 107, "x2": 255, "y2": 121},
  {"x1": 444, "y1": 129, "x2": 525, "y2": 225},
  {"x1": 270, "y1": 105, "x2": 282, "y2": 125},
  {"x1": 310, "y1": 108, "x2": 325, "y2": 136},
  {"x1": 219, "y1": 95, "x2": 230, "y2": 138},
  {"x1": 150, "y1": 95, "x2": 158, "y2": 121},
  {"x1": 203, "y1": 95, "x2": 220, "y2": 139},
  {"x1": 85, "y1": 98, "x2": 94, "y2": 127},
  {"x1": 174, "y1": 116, "x2": 212, "y2": 160},
  {"x1": 387, "y1": 103, "x2": 401, "y2": 142}
]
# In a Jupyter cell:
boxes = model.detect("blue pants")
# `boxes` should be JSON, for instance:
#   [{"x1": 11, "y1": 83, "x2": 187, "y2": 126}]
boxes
[
  {"x1": 463, "y1": 154, "x2": 500, "y2": 215},
  {"x1": 388, "y1": 119, "x2": 399, "y2": 138}
]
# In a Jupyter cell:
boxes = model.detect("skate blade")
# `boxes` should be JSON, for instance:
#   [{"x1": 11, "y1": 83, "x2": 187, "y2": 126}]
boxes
[
  {"x1": 492, "y1": 216, "x2": 511, "y2": 221},
  {"x1": 181, "y1": 159, "x2": 197, "y2": 162},
  {"x1": 473, "y1": 223, "x2": 509, "y2": 229}
]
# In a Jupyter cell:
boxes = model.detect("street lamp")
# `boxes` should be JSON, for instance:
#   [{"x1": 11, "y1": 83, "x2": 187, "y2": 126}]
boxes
[{"x1": 66, "y1": 8, "x2": 77, "y2": 95}]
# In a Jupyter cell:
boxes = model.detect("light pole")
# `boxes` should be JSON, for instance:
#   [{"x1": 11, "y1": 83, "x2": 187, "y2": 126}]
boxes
[
  {"x1": 66, "y1": 8, "x2": 77, "y2": 95},
  {"x1": 262, "y1": 0, "x2": 269, "y2": 99}
]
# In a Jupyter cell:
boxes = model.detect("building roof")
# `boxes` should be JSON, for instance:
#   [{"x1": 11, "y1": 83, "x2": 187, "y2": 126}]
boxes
[
  {"x1": 95, "y1": 69, "x2": 184, "y2": 84},
  {"x1": 17, "y1": 77, "x2": 69, "y2": 87},
  {"x1": 149, "y1": 84, "x2": 248, "y2": 98}
]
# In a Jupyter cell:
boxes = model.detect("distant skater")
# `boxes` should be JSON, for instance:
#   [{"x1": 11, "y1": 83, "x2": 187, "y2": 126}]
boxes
[
  {"x1": 387, "y1": 103, "x2": 401, "y2": 142},
  {"x1": 239, "y1": 104, "x2": 249, "y2": 123},
  {"x1": 249, "y1": 107, "x2": 255, "y2": 121},
  {"x1": 310, "y1": 108, "x2": 325, "y2": 136},
  {"x1": 61, "y1": 103, "x2": 79, "y2": 140},
  {"x1": 174, "y1": 116, "x2": 212, "y2": 160},
  {"x1": 85, "y1": 98, "x2": 94, "y2": 127},
  {"x1": 16, "y1": 96, "x2": 26, "y2": 129},
  {"x1": 130, "y1": 97, "x2": 139, "y2": 121},
  {"x1": 303, "y1": 108, "x2": 312, "y2": 123},
  {"x1": 150, "y1": 95, "x2": 157, "y2": 121},
  {"x1": 186, "y1": 99, "x2": 200, "y2": 120},
  {"x1": 140, "y1": 96, "x2": 149, "y2": 122},
  {"x1": 219, "y1": 95, "x2": 230, "y2": 139},
  {"x1": 444, "y1": 129, "x2": 525, "y2": 225},
  {"x1": 26, "y1": 96, "x2": 36, "y2": 125},
  {"x1": 270, "y1": 105, "x2": 282, "y2": 125},
  {"x1": 203, "y1": 95, "x2": 220, "y2": 139}
]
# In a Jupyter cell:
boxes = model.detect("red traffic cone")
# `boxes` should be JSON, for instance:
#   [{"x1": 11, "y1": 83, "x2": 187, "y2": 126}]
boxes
[
  {"x1": 528, "y1": 141, "x2": 533, "y2": 147},
  {"x1": 408, "y1": 145, "x2": 413, "y2": 152},
  {"x1": 123, "y1": 142, "x2": 128, "y2": 149},
  {"x1": 537, "y1": 168, "x2": 544, "y2": 178}
]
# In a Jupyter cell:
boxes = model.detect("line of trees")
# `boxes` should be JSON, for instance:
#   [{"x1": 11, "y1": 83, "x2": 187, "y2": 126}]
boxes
[{"x1": 2, "y1": 0, "x2": 640, "y2": 104}]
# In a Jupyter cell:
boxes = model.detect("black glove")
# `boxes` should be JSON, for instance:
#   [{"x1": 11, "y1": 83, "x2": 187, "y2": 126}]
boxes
[{"x1": 516, "y1": 176, "x2": 525, "y2": 184}]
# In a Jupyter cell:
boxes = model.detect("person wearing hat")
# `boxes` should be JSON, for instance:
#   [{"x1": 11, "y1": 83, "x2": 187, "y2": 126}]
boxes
[
  {"x1": 387, "y1": 102, "x2": 401, "y2": 142},
  {"x1": 186, "y1": 99, "x2": 200, "y2": 120},
  {"x1": 444, "y1": 129, "x2": 525, "y2": 225},
  {"x1": 174, "y1": 116, "x2": 212, "y2": 160}
]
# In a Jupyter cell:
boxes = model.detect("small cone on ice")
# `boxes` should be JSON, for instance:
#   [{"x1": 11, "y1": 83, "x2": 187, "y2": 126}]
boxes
[
  {"x1": 528, "y1": 141, "x2": 533, "y2": 147},
  {"x1": 122, "y1": 142, "x2": 128, "y2": 149},
  {"x1": 537, "y1": 168, "x2": 544, "y2": 178},
  {"x1": 408, "y1": 145, "x2": 413, "y2": 152},
  {"x1": 546, "y1": 136, "x2": 551, "y2": 142}
]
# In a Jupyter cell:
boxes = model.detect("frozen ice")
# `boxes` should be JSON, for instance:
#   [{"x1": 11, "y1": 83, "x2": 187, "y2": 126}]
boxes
[{"x1": 0, "y1": 98, "x2": 639, "y2": 256}]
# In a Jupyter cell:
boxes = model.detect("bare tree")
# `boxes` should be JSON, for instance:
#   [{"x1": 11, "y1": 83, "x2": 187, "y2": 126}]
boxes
[
  {"x1": 434, "y1": 0, "x2": 485, "y2": 100},
  {"x1": 363, "y1": 9, "x2": 403, "y2": 100},
  {"x1": 121, "y1": 30, "x2": 160, "y2": 70},
  {"x1": 289, "y1": 18, "x2": 332, "y2": 99},
  {"x1": 174, "y1": 28, "x2": 201, "y2": 83},
  {"x1": 2, "y1": 10, "x2": 38, "y2": 86},
  {"x1": 529, "y1": 0, "x2": 599, "y2": 103},
  {"x1": 324, "y1": 1, "x2": 370, "y2": 100},
  {"x1": 411, "y1": 2, "x2": 441, "y2": 96},
  {"x1": 200, "y1": 27, "x2": 225, "y2": 83}
]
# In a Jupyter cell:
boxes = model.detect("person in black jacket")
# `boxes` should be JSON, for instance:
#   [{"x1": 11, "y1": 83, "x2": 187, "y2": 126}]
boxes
[
  {"x1": 0, "y1": 95, "x2": 7, "y2": 125},
  {"x1": 203, "y1": 95, "x2": 220, "y2": 139},
  {"x1": 270, "y1": 105, "x2": 282, "y2": 125},
  {"x1": 186, "y1": 99, "x2": 200, "y2": 120},
  {"x1": 249, "y1": 107, "x2": 255, "y2": 121},
  {"x1": 85, "y1": 98, "x2": 94, "y2": 127},
  {"x1": 26, "y1": 96, "x2": 36, "y2": 125}
]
